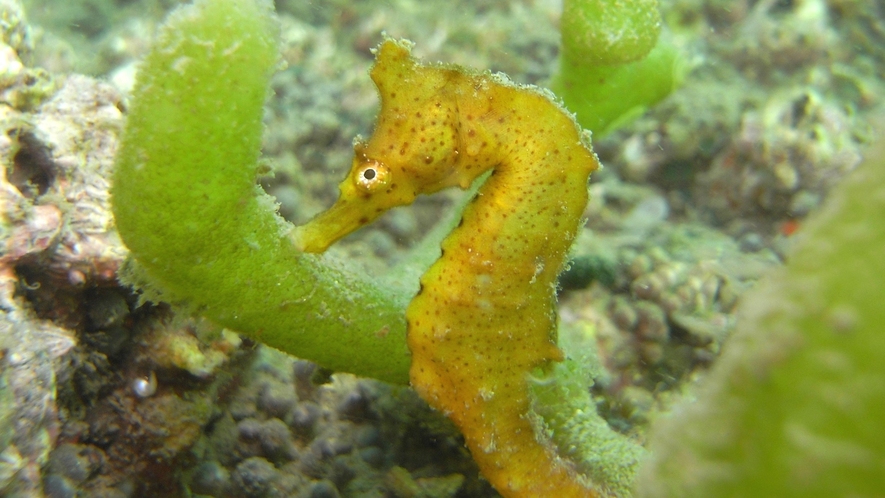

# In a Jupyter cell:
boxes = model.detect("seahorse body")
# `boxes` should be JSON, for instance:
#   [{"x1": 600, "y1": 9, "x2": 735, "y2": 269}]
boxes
[{"x1": 295, "y1": 39, "x2": 600, "y2": 497}]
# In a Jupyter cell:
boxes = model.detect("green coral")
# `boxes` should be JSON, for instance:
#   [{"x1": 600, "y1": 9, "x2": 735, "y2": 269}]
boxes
[
  {"x1": 635, "y1": 144, "x2": 885, "y2": 495},
  {"x1": 551, "y1": 0, "x2": 686, "y2": 135},
  {"x1": 111, "y1": 0, "x2": 411, "y2": 384}
]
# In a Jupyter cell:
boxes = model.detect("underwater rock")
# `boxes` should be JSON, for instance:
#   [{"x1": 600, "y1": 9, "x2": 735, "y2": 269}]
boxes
[
  {"x1": 257, "y1": 376, "x2": 299, "y2": 419},
  {"x1": 188, "y1": 460, "x2": 231, "y2": 496},
  {"x1": 231, "y1": 456, "x2": 281, "y2": 498},
  {"x1": 0, "y1": 38, "x2": 123, "y2": 495}
]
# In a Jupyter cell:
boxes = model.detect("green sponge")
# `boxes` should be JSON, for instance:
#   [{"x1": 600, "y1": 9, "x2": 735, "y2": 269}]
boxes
[
  {"x1": 111, "y1": 0, "x2": 411, "y2": 384},
  {"x1": 551, "y1": 0, "x2": 686, "y2": 135}
]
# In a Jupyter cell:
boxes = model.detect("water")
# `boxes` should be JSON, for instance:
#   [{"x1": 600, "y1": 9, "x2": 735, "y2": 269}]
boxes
[{"x1": 3, "y1": 0, "x2": 883, "y2": 496}]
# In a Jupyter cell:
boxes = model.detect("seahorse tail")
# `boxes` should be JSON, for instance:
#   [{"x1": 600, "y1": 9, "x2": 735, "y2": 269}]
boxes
[{"x1": 410, "y1": 354, "x2": 598, "y2": 497}]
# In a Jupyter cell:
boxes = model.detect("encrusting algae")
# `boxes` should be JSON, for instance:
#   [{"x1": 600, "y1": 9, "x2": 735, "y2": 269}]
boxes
[{"x1": 295, "y1": 39, "x2": 601, "y2": 497}]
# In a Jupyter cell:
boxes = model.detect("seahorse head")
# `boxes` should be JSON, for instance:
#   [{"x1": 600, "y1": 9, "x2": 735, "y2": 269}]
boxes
[
  {"x1": 291, "y1": 139, "x2": 417, "y2": 252},
  {"x1": 293, "y1": 39, "x2": 476, "y2": 253},
  {"x1": 362, "y1": 39, "x2": 473, "y2": 188}
]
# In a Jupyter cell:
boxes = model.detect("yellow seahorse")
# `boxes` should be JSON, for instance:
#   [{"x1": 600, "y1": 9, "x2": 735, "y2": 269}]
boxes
[{"x1": 295, "y1": 39, "x2": 600, "y2": 497}]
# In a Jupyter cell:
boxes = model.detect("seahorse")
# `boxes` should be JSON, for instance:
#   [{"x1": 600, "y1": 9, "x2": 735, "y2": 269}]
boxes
[{"x1": 294, "y1": 39, "x2": 600, "y2": 497}]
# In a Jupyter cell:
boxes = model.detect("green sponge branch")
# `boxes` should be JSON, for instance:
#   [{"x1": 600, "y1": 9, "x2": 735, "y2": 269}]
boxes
[{"x1": 111, "y1": 0, "x2": 412, "y2": 385}]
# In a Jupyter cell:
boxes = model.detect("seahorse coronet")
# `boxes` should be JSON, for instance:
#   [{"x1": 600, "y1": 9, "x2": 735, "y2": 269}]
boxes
[{"x1": 297, "y1": 38, "x2": 602, "y2": 497}]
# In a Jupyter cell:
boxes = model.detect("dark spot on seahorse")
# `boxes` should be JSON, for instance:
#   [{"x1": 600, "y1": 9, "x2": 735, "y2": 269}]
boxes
[
  {"x1": 457, "y1": 217, "x2": 464, "y2": 227},
  {"x1": 358, "y1": 216, "x2": 369, "y2": 224}
]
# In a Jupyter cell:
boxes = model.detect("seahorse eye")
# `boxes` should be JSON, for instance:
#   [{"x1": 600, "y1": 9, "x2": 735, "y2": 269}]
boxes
[{"x1": 354, "y1": 161, "x2": 390, "y2": 193}]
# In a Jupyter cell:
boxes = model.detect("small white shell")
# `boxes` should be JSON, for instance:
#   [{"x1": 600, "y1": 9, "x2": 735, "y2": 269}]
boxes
[{"x1": 133, "y1": 371, "x2": 157, "y2": 398}]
